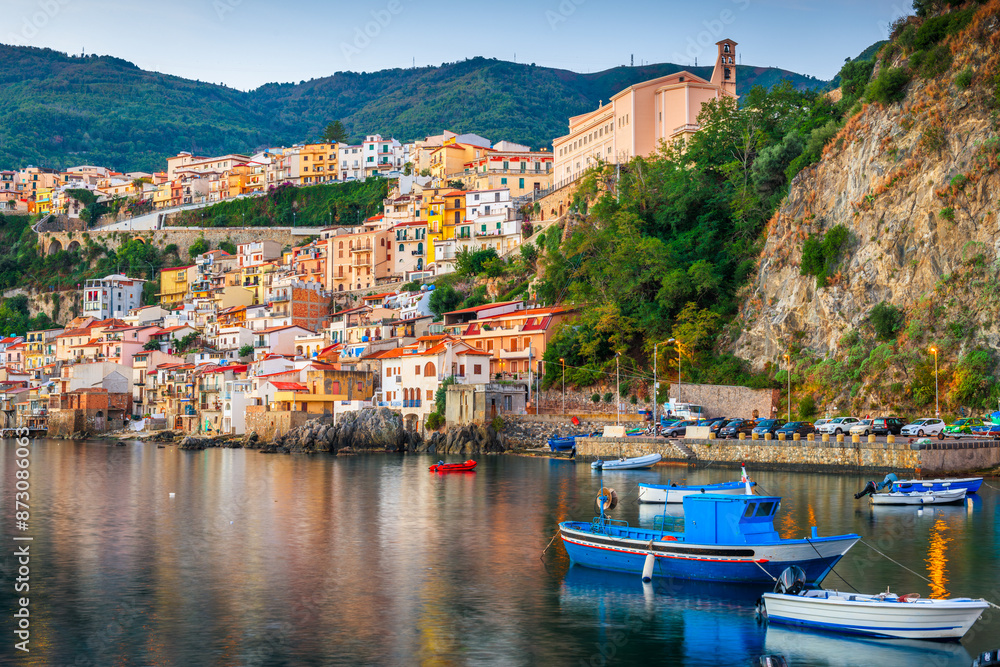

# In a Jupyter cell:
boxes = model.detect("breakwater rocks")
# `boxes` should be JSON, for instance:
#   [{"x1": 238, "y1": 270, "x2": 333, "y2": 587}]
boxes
[
  {"x1": 268, "y1": 408, "x2": 422, "y2": 454},
  {"x1": 417, "y1": 423, "x2": 506, "y2": 455}
]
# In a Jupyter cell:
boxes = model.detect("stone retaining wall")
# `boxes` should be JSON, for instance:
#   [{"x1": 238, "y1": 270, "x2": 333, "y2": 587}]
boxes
[
  {"x1": 574, "y1": 435, "x2": 1000, "y2": 474},
  {"x1": 667, "y1": 383, "x2": 779, "y2": 420}
]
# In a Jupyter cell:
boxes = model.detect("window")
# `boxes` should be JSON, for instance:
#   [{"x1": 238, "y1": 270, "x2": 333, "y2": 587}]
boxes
[
  {"x1": 459, "y1": 364, "x2": 465, "y2": 376},
  {"x1": 415, "y1": 365, "x2": 420, "y2": 376},
  {"x1": 500, "y1": 178, "x2": 507, "y2": 185},
  {"x1": 519, "y1": 178, "x2": 524, "y2": 189},
  {"x1": 743, "y1": 503, "x2": 756, "y2": 518},
  {"x1": 425, "y1": 389, "x2": 432, "y2": 400},
  {"x1": 474, "y1": 364, "x2": 481, "y2": 375},
  {"x1": 756, "y1": 502, "x2": 775, "y2": 517}
]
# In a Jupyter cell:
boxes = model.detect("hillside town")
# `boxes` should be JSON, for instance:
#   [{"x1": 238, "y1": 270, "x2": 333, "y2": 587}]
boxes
[{"x1": 0, "y1": 43, "x2": 742, "y2": 442}]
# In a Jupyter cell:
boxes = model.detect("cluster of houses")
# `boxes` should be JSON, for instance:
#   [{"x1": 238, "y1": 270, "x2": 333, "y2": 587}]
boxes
[
  {"x1": 0, "y1": 284, "x2": 573, "y2": 439},
  {"x1": 0, "y1": 43, "x2": 744, "y2": 439}
]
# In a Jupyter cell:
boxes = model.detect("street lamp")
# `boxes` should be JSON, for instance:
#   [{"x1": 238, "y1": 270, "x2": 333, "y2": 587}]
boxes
[
  {"x1": 559, "y1": 358, "x2": 566, "y2": 415},
  {"x1": 653, "y1": 339, "x2": 673, "y2": 428},
  {"x1": 615, "y1": 351, "x2": 621, "y2": 425},
  {"x1": 930, "y1": 346, "x2": 939, "y2": 417},
  {"x1": 784, "y1": 353, "x2": 791, "y2": 422}
]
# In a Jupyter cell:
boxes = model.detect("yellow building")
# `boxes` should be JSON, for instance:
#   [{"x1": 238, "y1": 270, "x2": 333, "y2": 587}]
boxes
[
  {"x1": 240, "y1": 262, "x2": 276, "y2": 305},
  {"x1": 429, "y1": 139, "x2": 490, "y2": 179},
  {"x1": 271, "y1": 365, "x2": 375, "y2": 413},
  {"x1": 158, "y1": 265, "x2": 193, "y2": 307},
  {"x1": 298, "y1": 143, "x2": 339, "y2": 185},
  {"x1": 426, "y1": 190, "x2": 466, "y2": 264}
]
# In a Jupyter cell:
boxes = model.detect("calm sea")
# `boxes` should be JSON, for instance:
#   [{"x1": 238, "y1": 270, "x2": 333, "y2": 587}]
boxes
[{"x1": 1, "y1": 439, "x2": 998, "y2": 666}]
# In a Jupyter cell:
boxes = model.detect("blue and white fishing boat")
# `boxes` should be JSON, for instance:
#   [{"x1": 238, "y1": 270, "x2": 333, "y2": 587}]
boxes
[
  {"x1": 856, "y1": 473, "x2": 983, "y2": 497},
  {"x1": 559, "y1": 487, "x2": 859, "y2": 584},
  {"x1": 638, "y1": 466, "x2": 756, "y2": 503},
  {"x1": 761, "y1": 566, "x2": 988, "y2": 640},
  {"x1": 591, "y1": 452, "x2": 662, "y2": 470},
  {"x1": 547, "y1": 433, "x2": 594, "y2": 452}
]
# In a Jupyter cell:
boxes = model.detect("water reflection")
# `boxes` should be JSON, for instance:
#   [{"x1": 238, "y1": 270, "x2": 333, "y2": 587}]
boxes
[
  {"x1": 1, "y1": 442, "x2": 997, "y2": 667},
  {"x1": 764, "y1": 625, "x2": 972, "y2": 666},
  {"x1": 927, "y1": 517, "x2": 953, "y2": 598}
]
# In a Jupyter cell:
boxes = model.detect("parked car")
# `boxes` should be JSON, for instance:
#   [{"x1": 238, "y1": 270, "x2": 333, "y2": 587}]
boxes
[
  {"x1": 664, "y1": 420, "x2": 697, "y2": 438},
  {"x1": 813, "y1": 419, "x2": 831, "y2": 429},
  {"x1": 870, "y1": 417, "x2": 906, "y2": 436},
  {"x1": 751, "y1": 419, "x2": 787, "y2": 436},
  {"x1": 900, "y1": 418, "x2": 946, "y2": 439},
  {"x1": 816, "y1": 417, "x2": 861, "y2": 435},
  {"x1": 719, "y1": 419, "x2": 757, "y2": 439},
  {"x1": 945, "y1": 418, "x2": 985, "y2": 439},
  {"x1": 709, "y1": 418, "x2": 735, "y2": 436},
  {"x1": 775, "y1": 421, "x2": 815, "y2": 437},
  {"x1": 849, "y1": 419, "x2": 874, "y2": 436}
]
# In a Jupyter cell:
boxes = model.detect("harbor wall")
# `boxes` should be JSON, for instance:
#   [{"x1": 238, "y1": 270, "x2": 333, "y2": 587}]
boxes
[{"x1": 573, "y1": 437, "x2": 1000, "y2": 474}]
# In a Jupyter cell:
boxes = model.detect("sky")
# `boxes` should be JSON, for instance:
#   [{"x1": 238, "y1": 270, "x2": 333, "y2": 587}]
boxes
[{"x1": 4, "y1": 0, "x2": 911, "y2": 90}]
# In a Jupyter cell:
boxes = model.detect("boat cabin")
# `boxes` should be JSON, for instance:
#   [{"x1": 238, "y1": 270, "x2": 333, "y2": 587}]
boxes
[{"x1": 682, "y1": 494, "x2": 782, "y2": 545}]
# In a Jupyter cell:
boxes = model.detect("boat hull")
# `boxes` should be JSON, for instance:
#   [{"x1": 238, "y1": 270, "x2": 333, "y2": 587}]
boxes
[
  {"x1": 638, "y1": 481, "x2": 750, "y2": 504},
  {"x1": 763, "y1": 592, "x2": 988, "y2": 640},
  {"x1": 593, "y1": 453, "x2": 662, "y2": 470},
  {"x1": 892, "y1": 477, "x2": 982, "y2": 494},
  {"x1": 870, "y1": 489, "x2": 966, "y2": 505},
  {"x1": 428, "y1": 460, "x2": 477, "y2": 472},
  {"x1": 559, "y1": 522, "x2": 858, "y2": 584}
]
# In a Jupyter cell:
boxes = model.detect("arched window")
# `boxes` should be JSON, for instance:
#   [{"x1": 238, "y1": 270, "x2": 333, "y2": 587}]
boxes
[
  {"x1": 399, "y1": 244, "x2": 404, "y2": 252},
  {"x1": 417, "y1": 242, "x2": 423, "y2": 254},
  {"x1": 424, "y1": 362, "x2": 436, "y2": 377},
  {"x1": 380, "y1": 238, "x2": 385, "y2": 247},
  {"x1": 339, "y1": 241, "x2": 344, "y2": 249},
  {"x1": 724, "y1": 43, "x2": 730, "y2": 53}
]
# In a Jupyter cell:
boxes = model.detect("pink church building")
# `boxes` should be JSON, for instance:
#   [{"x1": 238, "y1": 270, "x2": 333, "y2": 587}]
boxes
[{"x1": 553, "y1": 39, "x2": 738, "y2": 185}]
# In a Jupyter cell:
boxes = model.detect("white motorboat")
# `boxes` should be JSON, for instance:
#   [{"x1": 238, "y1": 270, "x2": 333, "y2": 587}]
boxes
[
  {"x1": 591, "y1": 453, "x2": 662, "y2": 470},
  {"x1": 762, "y1": 588, "x2": 988, "y2": 640},
  {"x1": 869, "y1": 488, "x2": 967, "y2": 505}
]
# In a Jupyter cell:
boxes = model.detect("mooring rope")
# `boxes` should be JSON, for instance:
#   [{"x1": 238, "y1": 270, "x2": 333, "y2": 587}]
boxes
[
  {"x1": 540, "y1": 528, "x2": 560, "y2": 560},
  {"x1": 754, "y1": 560, "x2": 777, "y2": 582}
]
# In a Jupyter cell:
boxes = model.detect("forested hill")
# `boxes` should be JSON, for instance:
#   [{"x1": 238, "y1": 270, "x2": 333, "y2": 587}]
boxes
[{"x1": 0, "y1": 44, "x2": 827, "y2": 173}]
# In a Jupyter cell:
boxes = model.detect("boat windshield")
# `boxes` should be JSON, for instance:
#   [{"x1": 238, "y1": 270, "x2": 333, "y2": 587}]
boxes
[{"x1": 756, "y1": 501, "x2": 775, "y2": 517}]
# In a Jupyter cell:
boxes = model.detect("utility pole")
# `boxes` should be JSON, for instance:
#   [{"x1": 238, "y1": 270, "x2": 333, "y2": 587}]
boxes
[
  {"x1": 784, "y1": 353, "x2": 791, "y2": 422},
  {"x1": 560, "y1": 357, "x2": 566, "y2": 415},
  {"x1": 615, "y1": 352, "x2": 620, "y2": 425}
]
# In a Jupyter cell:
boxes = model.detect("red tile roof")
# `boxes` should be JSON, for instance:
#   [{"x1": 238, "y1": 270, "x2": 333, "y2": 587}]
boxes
[
  {"x1": 268, "y1": 381, "x2": 309, "y2": 392},
  {"x1": 444, "y1": 300, "x2": 523, "y2": 316}
]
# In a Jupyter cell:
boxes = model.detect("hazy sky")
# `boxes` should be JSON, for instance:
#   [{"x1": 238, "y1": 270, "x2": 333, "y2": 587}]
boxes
[{"x1": 4, "y1": 0, "x2": 910, "y2": 90}]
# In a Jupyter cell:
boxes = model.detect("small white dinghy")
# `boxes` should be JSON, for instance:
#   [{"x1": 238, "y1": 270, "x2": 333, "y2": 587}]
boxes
[
  {"x1": 870, "y1": 488, "x2": 967, "y2": 505},
  {"x1": 760, "y1": 566, "x2": 989, "y2": 640},
  {"x1": 591, "y1": 453, "x2": 662, "y2": 470}
]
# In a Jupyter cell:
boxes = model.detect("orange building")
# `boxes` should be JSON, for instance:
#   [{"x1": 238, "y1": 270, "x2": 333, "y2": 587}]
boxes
[{"x1": 554, "y1": 39, "x2": 738, "y2": 185}]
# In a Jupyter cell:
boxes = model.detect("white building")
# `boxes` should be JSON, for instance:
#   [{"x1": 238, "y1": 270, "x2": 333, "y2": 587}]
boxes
[
  {"x1": 82, "y1": 274, "x2": 146, "y2": 320},
  {"x1": 338, "y1": 144, "x2": 364, "y2": 181},
  {"x1": 394, "y1": 336, "x2": 492, "y2": 430}
]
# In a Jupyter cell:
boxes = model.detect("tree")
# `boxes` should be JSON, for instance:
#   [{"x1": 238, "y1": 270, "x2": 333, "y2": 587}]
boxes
[
  {"x1": 188, "y1": 236, "x2": 209, "y2": 257},
  {"x1": 238, "y1": 344, "x2": 254, "y2": 358},
  {"x1": 321, "y1": 120, "x2": 348, "y2": 144},
  {"x1": 219, "y1": 240, "x2": 236, "y2": 255},
  {"x1": 143, "y1": 340, "x2": 160, "y2": 351},
  {"x1": 429, "y1": 285, "x2": 465, "y2": 317}
]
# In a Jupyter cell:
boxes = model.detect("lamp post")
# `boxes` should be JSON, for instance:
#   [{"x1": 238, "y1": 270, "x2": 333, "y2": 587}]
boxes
[
  {"x1": 784, "y1": 353, "x2": 791, "y2": 422},
  {"x1": 653, "y1": 339, "x2": 673, "y2": 428},
  {"x1": 930, "y1": 346, "x2": 939, "y2": 417},
  {"x1": 615, "y1": 352, "x2": 621, "y2": 425},
  {"x1": 560, "y1": 358, "x2": 566, "y2": 415}
]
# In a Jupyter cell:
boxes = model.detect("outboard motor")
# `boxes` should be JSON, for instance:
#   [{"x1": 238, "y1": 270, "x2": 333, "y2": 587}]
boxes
[
  {"x1": 773, "y1": 565, "x2": 807, "y2": 596},
  {"x1": 974, "y1": 649, "x2": 1000, "y2": 667},
  {"x1": 854, "y1": 480, "x2": 877, "y2": 499}
]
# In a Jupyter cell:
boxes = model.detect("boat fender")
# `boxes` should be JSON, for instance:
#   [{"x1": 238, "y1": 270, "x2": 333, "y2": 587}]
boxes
[
  {"x1": 641, "y1": 553, "x2": 655, "y2": 582},
  {"x1": 754, "y1": 596, "x2": 767, "y2": 621}
]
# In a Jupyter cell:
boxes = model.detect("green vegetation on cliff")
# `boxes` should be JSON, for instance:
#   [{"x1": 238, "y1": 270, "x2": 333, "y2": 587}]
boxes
[{"x1": 169, "y1": 180, "x2": 388, "y2": 228}]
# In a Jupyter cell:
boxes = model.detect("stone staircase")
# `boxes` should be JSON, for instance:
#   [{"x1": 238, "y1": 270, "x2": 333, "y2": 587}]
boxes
[{"x1": 666, "y1": 438, "x2": 697, "y2": 460}]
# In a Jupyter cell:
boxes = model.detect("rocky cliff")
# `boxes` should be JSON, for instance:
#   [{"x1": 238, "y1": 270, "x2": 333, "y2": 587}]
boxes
[{"x1": 733, "y1": 4, "x2": 1000, "y2": 413}]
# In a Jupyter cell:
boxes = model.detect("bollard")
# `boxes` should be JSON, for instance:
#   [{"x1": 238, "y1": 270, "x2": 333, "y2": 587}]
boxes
[
  {"x1": 837, "y1": 433, "x2": 845, "y2": 443},
  {"x1": 778, "y1": 433, "x2": 785, "y2": 441},
  {"x1": 739, "y1": 432, "x2": 746, "y2": 441},
  {"x1": 822, "y1": 433, "x2": 830, "y2": 443},
  {"x1": 708, "y1": 432, "x2": 716, "y2": 440},
  {"x1": 868, "y1": 434, "x2": 876, "y2": 444},
  {"x1": 852, "y1": 434, "x2": 860, "y2": 444},
  {"x1": 793, "y1": 433, "x2": 801, "y2": 442},
  {"x1": 765, "y1": 432, "x2": 772, "y2": 441},
  {"x1": 806, "y1": 433, "x2": 814, "y2": 442},
  {"x1": 752, "y1": 432, "x2": 759, "y2": 440},
  {"x1": 887, "y1": 434, "x2": 895, "y2": 444}
]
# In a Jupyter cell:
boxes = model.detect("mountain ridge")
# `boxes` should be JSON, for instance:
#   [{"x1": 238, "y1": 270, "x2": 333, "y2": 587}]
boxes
[{"x1": 0, "y1": 44, "x2": 827, "y2": 172}]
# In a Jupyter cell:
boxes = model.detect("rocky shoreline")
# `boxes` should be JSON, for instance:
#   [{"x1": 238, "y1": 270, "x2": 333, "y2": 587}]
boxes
[{"x1": 51, "y1": 410, "x2": 614, "y2": 457}]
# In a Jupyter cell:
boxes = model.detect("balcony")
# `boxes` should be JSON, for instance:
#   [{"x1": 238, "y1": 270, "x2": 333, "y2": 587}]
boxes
[{"x1": 402, "y1": 400, "x2": 422, "y2": 408}]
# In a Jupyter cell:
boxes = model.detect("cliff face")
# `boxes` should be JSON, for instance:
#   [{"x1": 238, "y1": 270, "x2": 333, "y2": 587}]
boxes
[{"x1": 734, "y1": 14, "x2": 1000, "y2": 372}]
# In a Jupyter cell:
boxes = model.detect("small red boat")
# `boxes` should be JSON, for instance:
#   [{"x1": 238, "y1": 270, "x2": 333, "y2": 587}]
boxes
[{"x1": 429, "y1": 459, "x2": 477, "y2": 472}]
